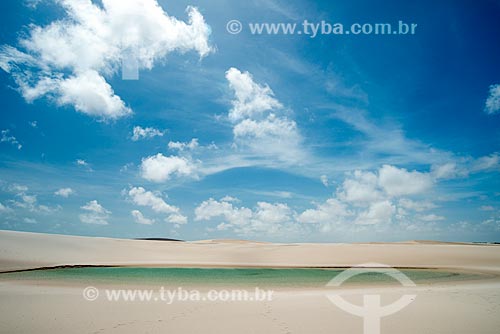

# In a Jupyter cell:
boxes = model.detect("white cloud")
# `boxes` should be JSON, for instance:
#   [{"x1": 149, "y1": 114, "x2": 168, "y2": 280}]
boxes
[
  {"x1": 168, "y1": 138, "x2": 199, "y2": 151},
  {"x1": 54, "y1": 187, "x2": 74, "y2": 198},
  {"x1": 297, "y1": 199, "x2": 352, "y2": 224},
  {"x1": 128, "y1": 187, "x2": 178, "y2": 214},
  {"x1": 75, "y1": 159, "x2": 93, "y2": 171},
  {"x1": 8, "y1": 185, "x2": 57, "y2": 214},
  {"x1": 24, "y1": 0, "x2": 43, "y2": 9},
  {"x1": 140, "y1": 153, "x2": 197, "y2": 182},
  {"x1": 165, "y1": 214, "x2": 188, "y2": 225},
  {"x1": 320, "y1": 175, "x2": 329, "y2": 187},
  {"x1": 472, "y1": 153, "x2": 499, "y2": 172},
  {"x1": 225, "y1": 67, "x2": 282, "y2": 121},
  {"x1": 355, "y1": 200, "x2": 395, "y2": 225},
  {"x1": 23, "y1": 217, "x2": 37, "y2": 224},
  {"x1": 485, "y1": 84, "x2": 500, "y2": 115},
  {"x1": 79, "y1": 200, "x2": 110, "y2": 225},
  {"x1": 337, "y1": 170, "x2": 383, "y2": 204},
  {"x1": 220, "y1": 196, "x2": 239, "y2": 203},
  {"x1": 233, "y1": 115, "x2": 303, "y2": 161},
  {"x1": 378, "y1": 165, "x2": 433, "y2": 197},
  {"x1": 398, "y1": 199, "x2": 437, "y2": 212},
  {"x1": 132, "y1": 126, "x2": 164, "y2": 141},
  {"x1": 195, "y1": 197, "x2": 300, "y2": 236},
  {"x1": 297, "y1": 165, "x2": 440, "y2": 229},
  {"x1": 431, "y1": 162, "x2": 463, "y2": 180},
  {"x1": 480, "y1": 205, "x2": 495, "y2": 211},
  {"x1": 1, "y1": 130, "x2": 22, "y2": 150},
  {"x1": 233, "y1": 114, "x2": 299, "y2": 142},
  {"x1": 0, "y1": 203, "x2": 12, "y2": 213},
  {"x1": 128, "y1": 186, "x2": 187, "y2": 224},
  {"x1": 131, "y1": 209, "x2": 155, "y2": 225},
  {"x1": 0, "y1": 0, "x2": 212, "y2": 120},
  {"x1": 56, "y1": 70, "x2": 131, "y2": 119},
  {"x1": 225, "y1": 68, "x2": 305, "y2": 163},
  {"x1": 417, "y1": 214, "x2": 445, "y2": 222},
  {"x1": 8, "y1": 184, "x2": 29, "y2": 193}
]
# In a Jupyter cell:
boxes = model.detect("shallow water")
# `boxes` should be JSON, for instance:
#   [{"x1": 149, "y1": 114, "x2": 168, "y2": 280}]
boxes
[{"x1": 0, "y1": 267, "x2": 486, "y2": 287}]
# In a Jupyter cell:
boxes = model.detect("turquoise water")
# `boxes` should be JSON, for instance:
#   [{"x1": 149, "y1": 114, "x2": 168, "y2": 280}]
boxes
[{"x1": 0, "y1": 267, "x2": 485, "y2": 287}]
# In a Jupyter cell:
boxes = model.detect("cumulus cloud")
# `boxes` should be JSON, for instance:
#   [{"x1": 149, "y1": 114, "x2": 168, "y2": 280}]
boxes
[
  {"x1": 140, "y1": 153, "x2": 197, "y2": 182},
  {"x1": 195, "y1": 197, "x2": 300, "y2": 236},
  {"x1": 195, "y1": 162, "x2": 448, "y2": 236},
  {"x1": 168, "y1": 138, "x2": 199, "y2": 151},
  {"x1": 1, "y1": 130, "x2": 22, "y2": 150},
  {"x1": 225, "y1": 67, "x2": 282, "y2": 121},
  {"x1": 0, "y1": 0, "x2": 212, "y2": 120},
  {"x1": 75, "y1": 159, "x2": 93, "y2": 171},
  {"x1": 165, "y1": 214, "x2": 188, "y2": 225},
  {"x1": 485, "y1": 84, "x2": 500, "y2": 115},
  {"x1": 233, "y1": 114, "x2": 301, "y2": 150},
  {"x1": 54, "y1": 187, "x2": 74, "y2": 198},
  {"x1": 297, "y1": 199, "x2": 352, "y2": 224},
  {"x1": 337, "y1": 170, "x2": 383, "y2": 204},
  {"x1": 320, "y1": 175, "x2": 329, "y2": 187},
  {"x1": 57, "y1": 70, "x2": 131, "y2": 119},
  {"x1": 355, "y1": 200, "x2": 396, "y2": 225},
  {"x1": 76, "y1": 159, "x2": 89, "y2": 166},
  {"x1": 79, "y1": 200, "x2": 110, "y2": 225},
  {"x1": 298, "y1": 165, "x2": 441, "y2": 229},
  {"x1": 225, "y1": 67, "x2": 305, "y2": 163},
  {"x1": 132, "y1": 126, "x2": 164, "y2": 141},
  {"x1": 131, "y1": 209, "x2": 155, "y2": 225},
  {"x1": 378, "y1": 165, "x2": 433, "y2": 196},
  {"x1": 128, "y1": 186, "x2": 187, "y2": 224},
  {"x1": 8, "y1": 184, "x2": 28, "y2": 193},
  {"x1": 8, "y1": 184, "x2": 56, "y2": 213},
  {"x1": 128, "y1": 187, "x2": 178, "y2": 213}
]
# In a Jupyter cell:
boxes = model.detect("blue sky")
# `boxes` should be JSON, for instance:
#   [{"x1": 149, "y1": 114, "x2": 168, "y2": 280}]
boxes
[{"x1": 0, "y1": 0, "x2": 499, "y2": 242}]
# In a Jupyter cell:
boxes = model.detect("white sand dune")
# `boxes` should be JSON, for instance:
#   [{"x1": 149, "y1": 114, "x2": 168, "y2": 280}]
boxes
[
  {"x1": 1, "y1": 230, "x2": 500, "y2": 334},
  {"x1": 1, "y1": 230, "x2": 499, "y2": 272}
]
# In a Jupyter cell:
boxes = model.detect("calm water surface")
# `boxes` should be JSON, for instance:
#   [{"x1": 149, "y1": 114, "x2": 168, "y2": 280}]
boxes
[{"x1": 0, "y1": 267, "x2": 486, "y2": 287}]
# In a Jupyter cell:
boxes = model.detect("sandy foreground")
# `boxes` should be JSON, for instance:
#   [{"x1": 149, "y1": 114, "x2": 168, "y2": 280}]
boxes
[{"x1": 1, "y1": 230, "x2": 500, "y2": 333}]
